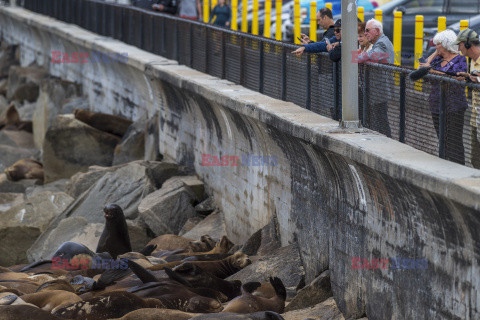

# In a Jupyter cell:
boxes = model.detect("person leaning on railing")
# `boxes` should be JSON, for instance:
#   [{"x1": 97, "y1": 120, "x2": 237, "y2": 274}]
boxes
[
  {"x1": 419, "y1": 29, "x2": 467, "y2": 165},
  {"x1": 292, "y1": 18, "x2": 340, "y2": 57},
  {"x1": 178, "y1": 0, "x2": 202, "y2": 20},
  {"x1": 456, "y1": 28, "x2": 480, "y2": 169},
  {"x1": 152, "y1": 0, "x2": 178, "y2": 14},
  {"x1": 209, "y1": 0, "x2": 231, "y2": 27}
]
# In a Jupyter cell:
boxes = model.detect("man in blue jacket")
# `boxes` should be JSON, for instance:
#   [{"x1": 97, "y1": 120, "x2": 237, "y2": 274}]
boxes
[{"x1": 292, "y1": 19, "x2": 341, "y2": 57}]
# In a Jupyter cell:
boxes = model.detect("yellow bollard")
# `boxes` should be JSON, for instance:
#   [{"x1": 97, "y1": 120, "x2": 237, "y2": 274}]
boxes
[
  {"x1": 393, "y1": 11, "x2": 402, "y2": 65},
  {"x1": 310, "y1": 1, "x2": 317, "y2": 42},
  {"x1": 325, "y1": 2, "x2": 332, "y2": 11},
  {"x1": 358, "y1": 6, "x2": 364, "y2": 22},
  {"x1": 437, "y1": 16, "x2": 446, "y2": 32},
  {"x1": 414, "y1": 15, "x2": 423, "y2": 69},
  {"x1": 241, "y1": 0, "x2": 248, "y2": 32},
  {"x1": 203, "y1": 0, "x2": 209, "y2": 23},
  {"x1": 275, "y1": 0, "x2": 282, "y2": 40},
  {"x1": 375, "y1": 9, "x2": 382, "y2": 23},
  {"x1": 211, "y1": 0, "x2": 217, "y2": 10},
  {"x1": 252, "y1": 0, "x2": 259, "y2": 35},
  {"x1": 231, "y1": 0, "x2": 238, "y2": 30},
  {"x1": 460, "y1": 20, "x2": 468, "y2": 31},
  {"x1": 294, "y1": 0, "x2": 300, "y2": 44},
  {"x1": 264, "y1": 0, "x2": 272, "y2": 37}
]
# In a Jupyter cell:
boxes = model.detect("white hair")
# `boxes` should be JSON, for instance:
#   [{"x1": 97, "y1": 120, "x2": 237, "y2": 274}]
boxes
[
  {"x1": 433, "y1": 29, "x2": 460, "y2": 54},
  {"x1": 367, "y1": 18, "x2": 383, "y2": 34}
]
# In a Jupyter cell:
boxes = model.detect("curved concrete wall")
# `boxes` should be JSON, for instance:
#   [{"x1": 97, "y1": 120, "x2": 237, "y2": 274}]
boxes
[{"x1": 2, "y1": 7, "x2": 480, "y2": 320}]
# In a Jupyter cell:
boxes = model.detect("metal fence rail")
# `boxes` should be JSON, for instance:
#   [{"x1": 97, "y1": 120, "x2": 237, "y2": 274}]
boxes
[{"x1": 18, "y1": 0, "x2": 480, "y2": 169}]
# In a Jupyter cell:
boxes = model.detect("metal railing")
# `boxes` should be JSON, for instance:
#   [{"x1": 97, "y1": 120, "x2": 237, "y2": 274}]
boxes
[{"x1": 17, "y1": 0, "x2": 480, "y2": 169}]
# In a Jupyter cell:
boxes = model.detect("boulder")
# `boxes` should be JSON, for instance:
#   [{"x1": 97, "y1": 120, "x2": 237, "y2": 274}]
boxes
[
  {"x1": 0, "y1": 144, "x2": 39, "y2": 172},
  {"x1": 27, "y1": 216, "x2": 103, "y2": 262},
  {"x1": 0, "y1": 78, "x2": 8, "y2": 96},
  {"x1": 0, "y1": 95, "x2": 9, "y2": 116},
  {"x1": 0, "y1": 191, "x2": 74, "y2": 266},
  {"x1": 241, "y1": 215, "x2": 281, "y2": 256},
  {"x1": 61, "y1": 97, "x2": 89, "y2": 114},
  {"x1": 25, "y1": 179, "x2": 70, "y2": 199},
  {"x1": 282, "y1": 297, "x2": 345, "y2": 320},
  {"x1": 42, "y1": 114, "x2": 120, "y2": 183},
  {"x1": 28, "y1": 161, "x2": 182, "y2": 258},
  {"x1": 0, "y1": 193, "x2": 24, "y2": 213},
  {"x1": 112, "y1": 116, "x2": 146, "y2": 166},
  {"x1": 138, "y1": 176, "x2": 199, "y2": 236},
  {"x1": 284, "y1": 270, "x2": 333, "y2": 312},
  {"x1": 0, "y1": 173, "x2": 39, "y2": 193},
  {"x1": 7, "y1": 66, "x2": 47, "y2": 102},
  {"x1": 178, "y1": 216, "x2": 204, "y2": 236},
  {"x1": 127, "y1": 219, "x2": 155, "y2": 252},
  {"x1": 227, "y1": 243, "x2": 305, "y2": 301},
  {"x1": 0, "y1": 130, "x2": 35, "y2": 148},
  {"x1": 181, "y1": 211, "x2": 226, "y2": 240},
  {"x1": 33, "y1": 78, "x2": 82, "y2": 149},
  {"x1": 65, "y1": 165, "x2": 123, "y2": 198},
  {"x1": 195, "y1": 196, "x2": 216, "y2": 215},
  {"x1": 17, "y1": 101, "x2": 36, "y2": 122}
]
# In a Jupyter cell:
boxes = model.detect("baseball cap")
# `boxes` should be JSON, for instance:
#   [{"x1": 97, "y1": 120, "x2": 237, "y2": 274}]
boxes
[
  {"x1": 455, "y1": 28, "x2": 479, "y2": 45},
  {"x1": 333, "y1": 19, "x2": 341, "y2": 27}
]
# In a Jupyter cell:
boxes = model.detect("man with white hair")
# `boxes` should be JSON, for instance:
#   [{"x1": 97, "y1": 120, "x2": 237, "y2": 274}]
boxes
[{"x1": 358, "y1": 18, "x2": 394, "y2": 64}]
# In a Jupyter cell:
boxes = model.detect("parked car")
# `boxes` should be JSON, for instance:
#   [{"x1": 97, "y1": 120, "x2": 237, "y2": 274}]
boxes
[{"x1": 357, "y1": 0, "x2": 480, "y2": 64}]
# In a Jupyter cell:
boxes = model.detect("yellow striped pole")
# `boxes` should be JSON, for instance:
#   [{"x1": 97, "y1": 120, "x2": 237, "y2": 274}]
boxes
[
  {"x1": 393, "y1": 11, "x2": 402, "y2": 65},
  {"x1": 252, "y1": 0, "x2": 259, "y2": 35},
  {"x1": 460, "y1": 20, "x2": 468, "y2": 31},
  {"x1": 275, "y1": 0, "x2": 282, "y2": 40},
  {"x1": 294, "y1": 0, "x2": 300, "y2": 44},
  {"x1": 231, "y1": 0, "x2": 238, "y2": 30},
  {"x1": 375, "y1": 9, "x2": 382, "y2": 23},
  {"x1": 309, "y1": 1, "x2": 317, "y2": 42},
  {"x1": 203, "y1": 0, "x2": 209, "y2": 22},
  {"x1": 211, "y1": 0, "x2": 217, "y2": 10},
  {"x1": 414, "y1": 15, "x2": 423, "y2": 69},
  {"x1": 241, "y1": 0, "x2": 248, "y2": 32},
  {"x1": 358, "y1": 6, "x2": 364, "y2": 22},
  {"x1": 264, "y1": 0, "x2": 272, "y2": 37},
  {"x1": 437, "y1": 16, "x2": 446, "y2": 32},
  {"x1": 325, "y1": 2, "x2": 332, "y2": 11}
]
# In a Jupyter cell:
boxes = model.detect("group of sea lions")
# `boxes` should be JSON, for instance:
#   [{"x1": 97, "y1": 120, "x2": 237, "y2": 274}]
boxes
[{"x1": 0, "y1": 203, "x2": 286, "y2": 320}]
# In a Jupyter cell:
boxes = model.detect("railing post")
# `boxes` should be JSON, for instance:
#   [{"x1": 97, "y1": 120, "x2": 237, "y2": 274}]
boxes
[
  {"x1": 439, "y1": 83, "x2": 447, "y2": 159},
  {"x1": 259, "y1": 41, "x2": 264, "y2": 93},
  {"x1": 281, "y1": 46, "x2": 286, "y2": 101},
  {"x1": 189, "y1": 23, "x2": 194, "y2": 67},
  {"x1": 333, "y1": 61, "x2": 340, "y2": 120},
  {"x1": 399, "y1": 72, "x2": 406, "y2": 142},
  {"x1": 205, "y1": 26, "x2": 209, "y2": 74},
  {"x1": 362, "y1": 65, "x2": 369, "y2": 125},
  {"x1": 305, "y1": 55, "x2": 311, "y2": 110},
  {"x1": 240, "y1": 36, "x2": 245, "y2": 85},
  {"x1": 221, "y1": 31, "x2": 226, "y2": 79}
]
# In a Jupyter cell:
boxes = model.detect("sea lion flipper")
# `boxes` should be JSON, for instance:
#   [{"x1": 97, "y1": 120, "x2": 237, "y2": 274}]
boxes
[
  {"x1": 139, "y1": 244, "x2": 157, "y2": 256},
  {"x1": 164, "y1": 267, "x2": 192, "y2": 287},
  {"x1": 93, "y1": 267, "x2": 132, "y2": 290},
  {"x1": 269, "y1": 277, "x2": 286, "y2": 301},
  {"x1": 0, "y1": 294, "x2": 18, "y2": 305},
  {"x1": 18, "y1": 260, "x2": 52, "y2": 272},
  {"x1": 242, "y1": 281, "x2": 261, "y2": 294},
  {"x1": 126, "y1": 259, "x2": 158, "y2": 284},
  {"x1": 172, "y1": 262, "x2": 200, "y2": 275}
]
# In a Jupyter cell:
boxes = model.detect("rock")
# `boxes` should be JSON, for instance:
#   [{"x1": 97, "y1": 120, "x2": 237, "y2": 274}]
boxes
[
  {"x1": 112, "y1": 116, "x2": 146, "y2": 166},
  {"x1": 284, "y1": 271, "x2": 333, "y2": 312},
  {"x1": 227, "y1": 243, "x2": 305, "y2": 301},
  {"x1": 17, "y1": 101, "x2": 36, "y2": 122},
  {"x1": 145, "y1": 113, "x2": 161, "y2": 161},
  {"x1": 42, "y1": 114, "x2": 120, "y2": 183},
  {"x1": 178, "y1": 216, "x2": 205, "y2": 236},
  {"x1": 27, "y1": 217, "x2": 103, "y2": 262},
  {"x1": 25, "y1": 179, "x2": 69, "y2": 199},
  {"x1": 33, "y1": 78, "x2": 82, "y2": 149},
  {"x1": 181, "y1": 211, "x2": 226, "y2": 240},
  {"x1": 127, "y1": 219, "x2": 155, "y2": 252},
  {"x1": 195, "y1": 196, "x2": 216, "y2": 215},
  {"x1": 0, "y1": 173, "x2": 39, "y2": 193},
  {"x1": 174, "y1": 176, "x2": 205, "y2": 202},
  {"x1": 65, "y1": 165, "x2": 122, "y2": 198},
  {"x1": 7, "y1": 66, "x2": 47, "y2": 102},
  {"x1": 0, "y1": 78, "x2": 8, "y2": 96},
  {"x1": 241, "y1": 215, "x2": 281, "y2": 257},
  {"x1": 0, "y1": 95, "x2": 9, "y2": 116},
  {"x1": 0, "y1": 130, "x2": 35, "y2": 148},
  {"x1": 61, "y1": 97, "x2": 89, "y2": 114},
  {"x1": 28, "y1": 161, "x2": 181, "y2": 258},
  {"x1": 0, "y1": 43, "x2": 19, "y2": 78},
  {"x1": 0, "y1": 144, "x2": 39, "y2": 172},
  {"x1": 0, "y1": 191, "x2": 74, "y2": 266},
  {"x1": 138, "y1": 176, "x2": 199, "y2": 236},
  {"x1": 0, "y1": 193, "x2": 24, "y2": 213},
  {"x1": 282, "y1": 297, "x2": 345, "y2": 320}
]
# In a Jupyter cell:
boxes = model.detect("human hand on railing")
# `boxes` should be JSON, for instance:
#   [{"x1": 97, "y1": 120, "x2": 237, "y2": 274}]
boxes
[
  {"x1": 152, "y1": 4, "x2": 164, "y2": 11},
  {"x1": 292, "y1": 46, "x2": 306, "y2": 57},
  {"x1": 418, "y1": 62, "x2": 430, "y2": 68},
  {"x1": 299, "y1": 33, "x2": 310, "y2": 44},
  {"x1": 226, "y1": 21, "x2": 230, "y2": 27}
]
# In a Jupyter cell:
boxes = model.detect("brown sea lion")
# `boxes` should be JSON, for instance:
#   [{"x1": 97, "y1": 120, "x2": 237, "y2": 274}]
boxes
[
  {"x1": 111, "y1": 308, "x2": 198, "y2": 320},
  {"x1": 188, "y1": 235, "x2": 218, "y2": 252},
  {"x1": 35, "y1": 280, "x2": 76, "y2": 293},
  {"x1": 5, "y1": 159, "x2": 44, "y2": 181},
  {"x1": 0, "y1": 305, "x2": 63, "y2": 320},
  {"x1": 148, "y1": 235, "x2": 195, "y2": 253},
  {"x1": 74, "y1": 109, "x2": 132, "y2": 137},
  {"x1": 0, "y1": 104, "x2": 32, "y2": 132},
  {"x1": 96, "y1": 204, "x2": 132, "y2": 259},
  {"x1": 149, "y1": 252, "x2": 251, "y2": 279},
  {"x1": 181, "y1": 235, "x2": 234, "y2": 257},
  {"x1": 20, "y1": 290, "x2": 82, "y2": 312},
  {"x1": 52, "y1": 291, "x2": 163, "y2": 320},
  {"x1": 222, "y1": 277, "x2": 286, "y2": 314}
]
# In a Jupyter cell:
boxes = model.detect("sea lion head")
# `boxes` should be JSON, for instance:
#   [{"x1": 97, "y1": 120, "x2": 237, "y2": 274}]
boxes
[
  {"x1": 230, "y1": 252, "x2": 251, "y2": 269},
  {"x1": 189, "y1": 235, "x2": 216, "y2": 252},
  {"x1": 103, "y1": 203, "x2": 125, "y2": 221},
  {"x1": 52, "y1": 241, "x2": 95, "y2": 260},
  {"x1": 186, "y1": 296, "x2": 223, "y2": 313},
  {"x1": 4, "y1": 165, "x2": 22, "y2": 181}
]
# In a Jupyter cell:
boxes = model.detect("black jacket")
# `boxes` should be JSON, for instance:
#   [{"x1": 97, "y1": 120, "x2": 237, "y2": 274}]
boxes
[
  {"x1": 321, "y1": 25, "x2": 335, "y2": 42},
  {"x1": 155, "y1": 0, "x2": 177, "y2": 14},
  {"x1": 328, "y1": 42, "x2": 341, "y2": 62}
]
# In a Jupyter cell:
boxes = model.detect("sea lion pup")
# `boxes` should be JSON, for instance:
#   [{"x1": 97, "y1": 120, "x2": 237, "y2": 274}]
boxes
[
  {"x1": 52, "y1": 291, "x2": 163, "y2": 320},
  {"x1": 111, "y1": 308, "x2": 198, "y2": 320},
  {"x1": 96, "y1": 204, "x2": 132, "y2": 259},
  {"x1": 19, "y1": 290, "x2": 82, "y2": 312},
  {"x1": 4, "y1": 158, "x2": 43, "y2": 181},
  {"x1": 189, "y1": 311, "x2": 285, "y2": 320},
  {"x1": 73, "y1": 109, "x2": 133, "y2": 138},
  {"x1": 0, "y1": 305, "x2": 62, "y2": 320},
  {"x1": 149, "y1": 251, "x2": 251, "y2": 279},
  {"x1": 222, "y1": 277, "x2": 286, "y2": 314}
]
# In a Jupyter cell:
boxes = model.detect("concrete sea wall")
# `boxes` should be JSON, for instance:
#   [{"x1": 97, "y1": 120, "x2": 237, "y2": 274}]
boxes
[{"x1": 2, "y1": 6, "x2": 480, "y2": 319}]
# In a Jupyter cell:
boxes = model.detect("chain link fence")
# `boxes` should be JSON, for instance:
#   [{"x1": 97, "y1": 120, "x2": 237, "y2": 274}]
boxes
[{"x1": 18, "y1": 0, "x2": 480, "y2": 169}]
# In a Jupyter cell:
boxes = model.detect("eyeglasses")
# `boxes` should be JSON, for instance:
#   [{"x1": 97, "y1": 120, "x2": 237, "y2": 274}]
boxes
[
  {"x1": 334, "y1": 28, "x2": 341, "y2": 33},
  {"x1": 365, "y1": 28, "x2": 371, "y2": 32}
]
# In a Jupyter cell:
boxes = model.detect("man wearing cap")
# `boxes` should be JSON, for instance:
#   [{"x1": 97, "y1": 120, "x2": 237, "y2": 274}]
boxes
[
  {"x1": 292, "y1": 19, "x2": 341, "y2": 56},
  {"x1": 456, "y1": 28, "x2": 480, "y2": 168}
]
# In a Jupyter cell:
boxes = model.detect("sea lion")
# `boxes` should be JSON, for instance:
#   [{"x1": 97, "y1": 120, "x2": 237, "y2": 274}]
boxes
[
  {"x1": 182, "y1": 235, "x2": 234, "y2": 257},
  {"x1": 96, "y1": 204, "x2": 132, "y2": 259},
  {"x1": 148, "y1": 234, "x2": 195, "y2": 253},
  {"x1": 0, "y1": 292, "x2": 35, "y2": 307},
  {"x1": 222, "y1": 277, "x2": 286, "y2": 314},
  {"x1": 4, "y1": 159, "x2": 43, "y2": 181},
  {"x1": 0, "y1": 104, "x2": 32, "y2": 133},
  {"x1": 149, "y1": 251, "x2": 251, "y2": 279},
  {"x1": 52, "y1": 291, "x2": 163, "y2": 320},
  {"x1": 20, "y1": 290, "x2": 82, "y2": 312},
  {"x1": 35, "y1": 280, "x2": 75, "y2": 293},
  {"x1": 111, "y1": 308, "x2": 198, "y2": 320},
  {"x1": 189, "y1": 311, "x2": 285, "y2": 320},
  {"x1": 74, "y1": 109, "x2": 133, "y2": 138},
  {"x1": 164, "y1": 253, "x2": 231, "y2": 263},
  {"x1": 188, "y1": 235, "x2": 218, "y2": 252},
  {"x1": 0, "y1": 305, "x2": 62, "y2": 320}
]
